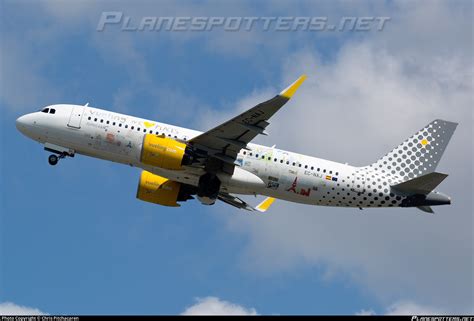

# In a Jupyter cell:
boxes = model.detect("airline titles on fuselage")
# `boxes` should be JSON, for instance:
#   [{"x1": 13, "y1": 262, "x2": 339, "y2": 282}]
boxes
[{"x1": 87, "y1": 109, "x2": 183, "y2": 137}]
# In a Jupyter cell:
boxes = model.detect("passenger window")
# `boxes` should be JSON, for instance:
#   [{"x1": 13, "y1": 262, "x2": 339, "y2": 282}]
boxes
[
  {"x1": 41, "y1": 108, "x2": 49, "y2": 113},
  {"x1": 113, "y1": 122, "x2": 116, "y2": 126},
  {"x1": 125, "y1": 125, "x2": 128, "y2": 128},
  {"x1": 49, "y1": 109, "x2": 56, "y2": 114},
  {"x1": 119, "y1": 123, "x2": 122, "y2": 127},
  {"x1": 100, "y1": 119, "x2": 103, "y2": 123},
  {"x1": 311, "y1": 166, "x2": 314, "y2": 170},
  {"x1": 256, "y1": 154, "x2": 259, "y2": 158},
  {"x1": 131, "y1": 126, "x2": 134, "y2": 130},
  {"x1": 292, "y1": 162, "x2": 296, "y2": 166},
  {"x1": 323, "y1": 169, "x2": 326, "y2": 173},
  {"x1": 137, "y1": 127, "x2": 141, "y2": 131},
  {"x1": 106, "y1": 121, "x2": 110, "y2": 124},
  {"x1": 317, "y1": 168, "x2": 320, "y2": 172},
  {"x1": 305, "y1": 165, "x2": 308, "y2": 169},
  {"x1": 94, "y1": 118, "x2": 97, "y2": 122},
  {"x1": 88, "y1": 117, "x2": 91, "y2": 120},
  {"x1": 329, "y1": 170, "x2": 332, "y2": 174}
]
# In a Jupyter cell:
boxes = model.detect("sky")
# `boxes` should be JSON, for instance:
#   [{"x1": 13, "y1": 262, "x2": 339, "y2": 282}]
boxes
[{"x1": 0, "y1": 0, "x2": 473, "y2": 315}]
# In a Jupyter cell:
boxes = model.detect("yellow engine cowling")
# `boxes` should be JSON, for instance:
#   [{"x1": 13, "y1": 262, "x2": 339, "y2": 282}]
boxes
[
  {"x1": 140, "y1": 134, "x2": 187, "y2": 170},
  {"x1": 136, "y1": 171, "x2": 182, "y2": 207}
]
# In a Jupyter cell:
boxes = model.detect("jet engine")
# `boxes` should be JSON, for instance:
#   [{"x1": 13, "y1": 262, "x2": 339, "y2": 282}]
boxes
[
  {"x1": 140, "y1": 134, "x2": 194, "y2": 170},
  {"x1": 136, "y1": 170, "x2": 194, "y2": 207}
]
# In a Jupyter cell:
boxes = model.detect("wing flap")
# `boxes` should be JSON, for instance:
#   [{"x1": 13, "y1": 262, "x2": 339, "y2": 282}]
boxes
[{"x1": 217, "y1": 193, "x2": 254, "y2": 211}]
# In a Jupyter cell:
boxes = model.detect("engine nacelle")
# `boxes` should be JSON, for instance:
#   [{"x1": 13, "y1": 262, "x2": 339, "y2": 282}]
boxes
[
  {"x1": 140, "y1": 134, "x2": 193, "y2": 170},
  {"x1": 136, "y1": 170, "x2": 193, "y2": 207}
]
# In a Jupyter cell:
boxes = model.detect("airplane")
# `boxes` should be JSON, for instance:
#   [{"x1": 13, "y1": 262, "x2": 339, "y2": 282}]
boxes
[{"x1": 16, "y1": 75, "x2": 457, "y2": 213}]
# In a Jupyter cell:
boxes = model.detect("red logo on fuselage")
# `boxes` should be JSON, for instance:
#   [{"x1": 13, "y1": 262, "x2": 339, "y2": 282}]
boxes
[{"x1": 286, "y1": 177, "x2": 311, "y2": 197}]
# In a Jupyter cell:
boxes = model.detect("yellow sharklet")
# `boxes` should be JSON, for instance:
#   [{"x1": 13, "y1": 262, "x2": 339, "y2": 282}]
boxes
[
  {"x1": 279, "y1": 74, "x2": 307, "y2": 99},
  {"x1": 255, "y1": 197, "x2": 276, "y2": 213}
]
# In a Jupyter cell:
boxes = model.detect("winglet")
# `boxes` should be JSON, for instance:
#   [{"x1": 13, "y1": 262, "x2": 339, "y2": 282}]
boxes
[
  {"x1": 255, "y1": 197, "x2": 276, "y2": 213},
  {"x1": 279, "y1": 74, "x2": 307, "y2": 99}
]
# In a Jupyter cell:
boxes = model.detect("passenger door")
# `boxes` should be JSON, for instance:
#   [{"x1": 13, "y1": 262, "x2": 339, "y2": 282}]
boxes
[{"x1": 67, "y1": 105, "x2": 85, "y2": 129}]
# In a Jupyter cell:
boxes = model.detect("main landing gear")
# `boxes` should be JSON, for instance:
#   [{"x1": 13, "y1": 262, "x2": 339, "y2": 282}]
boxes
[{"x1": 48, "y1": 153, "x2": 67, "y2": 166}]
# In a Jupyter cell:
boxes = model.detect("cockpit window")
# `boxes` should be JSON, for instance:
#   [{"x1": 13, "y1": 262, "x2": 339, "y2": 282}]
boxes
[
  {"x1": 49, "y1": 109, "x2": 56, "y2": 114},
  {"x1": 41, "y1": 108, "x2": 49, "y2": 113}
]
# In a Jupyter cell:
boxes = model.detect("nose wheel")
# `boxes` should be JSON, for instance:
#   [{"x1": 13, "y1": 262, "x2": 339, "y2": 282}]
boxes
[
  {"x1": 48, "y1": 153, "x2": 66, "y2": 166},
  {"x1": 48, "y1": 154, "x2": 59, "y2": 166}
]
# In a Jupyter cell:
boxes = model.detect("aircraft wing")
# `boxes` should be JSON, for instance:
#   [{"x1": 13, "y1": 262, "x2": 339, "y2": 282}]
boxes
[
  {"x1": 217, "y1": 193, "x2": 254, "y2": 211},
  {"x1": 218, "y1": 193, "x2": 276, "y2": 213},
  {"x1": 189, "y1": 75, "x2": 306, "y2": 174}
]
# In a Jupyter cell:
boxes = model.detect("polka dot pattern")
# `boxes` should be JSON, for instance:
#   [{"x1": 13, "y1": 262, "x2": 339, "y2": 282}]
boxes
[
  {"x1": 366, "y1": 119, "x2": 457, "y2": 184},
  {"x1": 314, "y1": 119, "x2": 457, "y2": 209}
]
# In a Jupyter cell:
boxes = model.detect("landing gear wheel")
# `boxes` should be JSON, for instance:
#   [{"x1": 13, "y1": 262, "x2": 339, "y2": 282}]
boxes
[{"x1": 48, "y1": 154, "x2": 59, "y2": 166}]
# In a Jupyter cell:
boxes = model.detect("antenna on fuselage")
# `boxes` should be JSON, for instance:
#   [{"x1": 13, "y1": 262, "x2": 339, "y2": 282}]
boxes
[{"x1": 85, "y1": 102, "x2": 89, "y2": 107}]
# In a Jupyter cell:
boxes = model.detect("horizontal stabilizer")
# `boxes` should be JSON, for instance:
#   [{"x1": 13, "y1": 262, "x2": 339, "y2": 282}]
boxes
[
  {"x1": 417, "y1": 206, "x2": 434, "y2": 214},
  {"x1": 391, "y1": 172, "x2": 448, "y2": 195}
]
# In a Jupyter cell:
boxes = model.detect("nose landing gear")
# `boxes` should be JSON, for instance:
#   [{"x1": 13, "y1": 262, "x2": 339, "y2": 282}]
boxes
[
  {"x1": 44, "y1": 143, "x2": 75, "y2": 166},
  {"x1": 48, "y1": 153, "x2": 67, "y2": 166},
  {"x1": 48, "y1": 154, "x2": 58, "y2": 165}
]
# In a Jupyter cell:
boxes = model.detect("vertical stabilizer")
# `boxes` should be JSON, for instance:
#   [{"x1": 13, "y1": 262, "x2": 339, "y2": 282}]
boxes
[{"x1": 369, "y1": 119, "x2": 457, "y2": 182}]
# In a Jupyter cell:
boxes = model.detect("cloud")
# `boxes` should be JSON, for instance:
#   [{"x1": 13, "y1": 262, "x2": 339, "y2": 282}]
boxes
[
  {"x1": 385, "y1": 301, "x2": 444, "y2": 316},
  {"x1": 0, "y1": 0, "x2": 396, "y2": 113},
  {"x1": 0, "y1": 302, "x2": 47, "y2": 315},
  {"x1": 355, "y1": 309, "x2": 376, "y2": 316},
  {"x1": 209, "y1": 0, "x2": 472, "y2": 314},
  {"x1": 181, "y1": 297, "x2": 258, "y2": 315},
  {"x1": 356, "y1": 301, "x2": 444, "y2": 315},
  {"x1": 0, "y1": 36, "x2": 61, "y2": 113}
]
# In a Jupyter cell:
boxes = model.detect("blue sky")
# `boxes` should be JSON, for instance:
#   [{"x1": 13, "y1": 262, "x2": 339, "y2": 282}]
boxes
[{"x1": 1, "y1": 0, "x2": 472, "y2": 315}]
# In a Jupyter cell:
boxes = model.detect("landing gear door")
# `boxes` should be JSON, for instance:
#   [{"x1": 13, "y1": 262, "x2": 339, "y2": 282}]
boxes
[
  {"x1": 67, "y1": 105, "x2": 85, "y2": 129},
  {"x1": 351, "y1": 169, "x2": 366, "y2": 194}
]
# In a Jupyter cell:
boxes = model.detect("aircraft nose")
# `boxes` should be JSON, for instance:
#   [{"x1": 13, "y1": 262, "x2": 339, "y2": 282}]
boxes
[
  {"x1": 16, "y1": 114, "x2": 34, "y2": 136},
  {"x1": 16, "y1": 115, "x2": 27, "y2": 132}
]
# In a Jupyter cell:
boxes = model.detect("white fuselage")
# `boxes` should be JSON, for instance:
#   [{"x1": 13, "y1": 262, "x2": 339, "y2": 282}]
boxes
[{"x1": 16, "y1": 104, "x2": 403, "y2": 209}]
